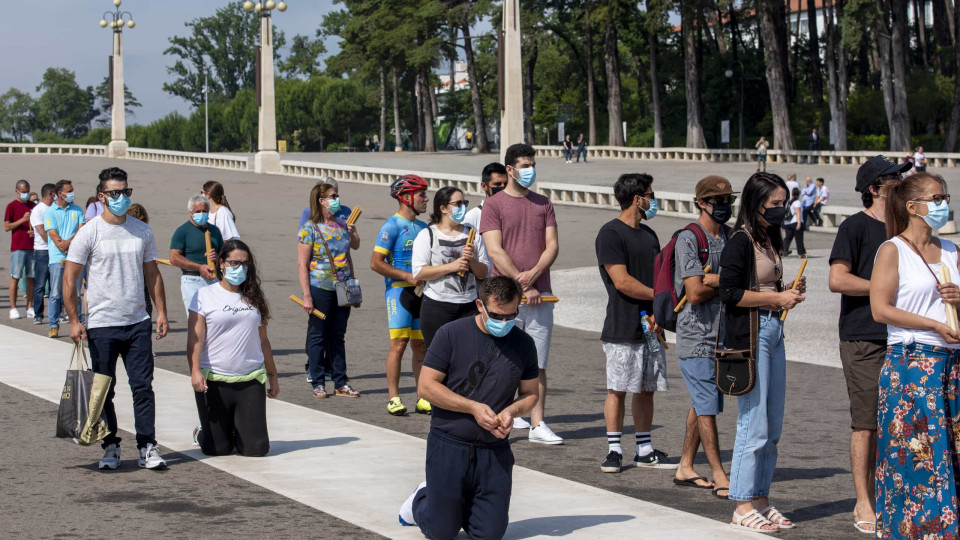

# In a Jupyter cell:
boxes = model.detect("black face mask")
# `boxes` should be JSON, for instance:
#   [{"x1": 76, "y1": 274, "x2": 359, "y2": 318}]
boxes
[
  {"x1": 709, "y1": 203, "x2": 733, "y2": 224},
  {"x1": 762, "y1": 206, "x2": 787, "y2": 226},
  {"x1": 489, "y1": 185, "x2": 506, "y2": 197}
]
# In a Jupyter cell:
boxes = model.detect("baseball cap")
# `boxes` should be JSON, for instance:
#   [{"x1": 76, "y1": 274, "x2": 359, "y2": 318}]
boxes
[
  {"x1": 695, "y1": 175, "x2": 737, "y2": 200},
  {"x1": 855, "y1": 155, "x2": 912, "y2": 193}
]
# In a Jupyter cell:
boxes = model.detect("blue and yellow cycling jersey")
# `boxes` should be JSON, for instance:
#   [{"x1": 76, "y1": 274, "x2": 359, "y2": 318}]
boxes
[{"x1": 373, "y1": 213, "x2": 427, "y2": 289}]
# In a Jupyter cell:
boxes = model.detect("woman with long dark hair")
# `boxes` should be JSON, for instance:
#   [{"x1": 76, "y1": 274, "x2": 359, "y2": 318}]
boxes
[
  {"x1": 780, "y1": 187, "x2": 806, "y2": 258},
  {"x1": 298, "y1": 180, "x2": 360, "y2": 398},
  {"x1": 202, "y1": 181, "x2": 240, "y2": 241},
  {"x1": 870, "y1": 172, "x2": 960, "y2": 538},
  {"x1": 719, "y1": 172, "x2": 806, "y2": 533},
  {"x1": 187, "y1": 239, "x2": 279, "y2": 457},
  {"x1": 412, "y1": 186, "x2": 490, "y2": 347}
]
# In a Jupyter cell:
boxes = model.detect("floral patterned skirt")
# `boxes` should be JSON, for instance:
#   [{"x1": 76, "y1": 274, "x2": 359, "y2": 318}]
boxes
[{"x1": 876, "y1": 342, "x2": 960, "y2": 539}]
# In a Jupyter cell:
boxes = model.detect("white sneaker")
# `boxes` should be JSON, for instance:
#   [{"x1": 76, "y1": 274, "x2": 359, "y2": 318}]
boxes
[
  {"x1": 138, "y1": 443, "x2": 167, "y2": 470},
  {"x1": 512, "y1": 417, "x2": 531, "y2": 429},
  {"x1": 26, "y1": 307, "x2": 35, "y2": 318},
  {"x1": 9, "y1": 308, "x2": 21, "y2": 320},
  {"x1": 192, "y1": 426, "x2": 202, "y2": 446},
  {"x1": 61, "y1": 315, "x2": 69, "y2": 323},
  {"x1": 399, "y1": 481, "x2": 426, "y2": 526},
  {"x1": 529, "y1": 421, "x2": 564, "y2": 445},
  {"x1": 99, "y1": 444, "x2": 121, "y2": 470}
]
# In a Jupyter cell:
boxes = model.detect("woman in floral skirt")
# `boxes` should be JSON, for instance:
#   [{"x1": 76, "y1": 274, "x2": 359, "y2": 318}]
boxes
[{"x1": 870, "y1": 172, "x2": 960, "y2": 539}]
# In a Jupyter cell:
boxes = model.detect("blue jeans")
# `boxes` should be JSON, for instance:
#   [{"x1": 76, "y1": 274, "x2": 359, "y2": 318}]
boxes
[
  {"x1": 306, "y1": 286, "x2": 351, "y2": 389},
  {"x1": 729, "y1": 313, "x2": 786, "y2": 501},
  {"x1": 563, "y1": 148, "x2": 573, "y2": 161},
  {"x1": 88, "y1": 318, "x2": 156, "y2": 449},
  {"x1": 576, "y1": 147, "x2": 587, "y2": 162},
  {"x1": 48, "y1": 262, "x2": 83, "y2": 328},
  {"x1": 180, "y1": 274, "x2": 218, "y2": 315},
  {"x1": 32, "y1": 250, "x2": 49, "y2": 322}
]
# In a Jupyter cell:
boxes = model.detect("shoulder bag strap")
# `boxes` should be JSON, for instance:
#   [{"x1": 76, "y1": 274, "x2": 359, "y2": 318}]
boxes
[
  {"x1": 898, "y1": 235, "x2": 942, "y2": 285},
  {"x1": 314, "y1": 222, "x2": 346, "y2": 284}
]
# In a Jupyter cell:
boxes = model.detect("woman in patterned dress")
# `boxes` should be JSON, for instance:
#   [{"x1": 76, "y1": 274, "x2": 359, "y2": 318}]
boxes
[{"x1": 870, "y1": 172, "x2": 960, "y2": 539}]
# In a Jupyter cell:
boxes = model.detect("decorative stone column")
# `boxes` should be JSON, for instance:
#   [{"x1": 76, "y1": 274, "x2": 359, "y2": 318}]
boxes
[
  {"x1": 499, "y1": 0, "x2": 523, "y2": 163},
  {"x1": 108, "y1": 30, "x2": 128, "y2": 158}
]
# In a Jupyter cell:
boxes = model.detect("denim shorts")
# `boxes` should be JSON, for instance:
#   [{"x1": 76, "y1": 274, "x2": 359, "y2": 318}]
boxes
[
  {"x1": 678, "y1": 356, "x2": 723, "y2": 416},
  {"x1": 11, "y1": 250, "x2": 35, "y2": 279}
]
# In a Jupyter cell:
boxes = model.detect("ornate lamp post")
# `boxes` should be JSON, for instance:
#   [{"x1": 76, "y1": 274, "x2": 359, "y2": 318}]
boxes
[
  {"x1": 499, "y1": 0, "x2": 523, "y2": 163},
  {"x1": 99, "y1": 0, "x2": 136, "y2": 158},
  {"x1": 242, "y1": 1, "x2": 287, "y2": 173}
]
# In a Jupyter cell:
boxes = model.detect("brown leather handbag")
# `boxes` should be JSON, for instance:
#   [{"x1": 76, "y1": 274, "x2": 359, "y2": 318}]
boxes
[{"x1": 714, "y1": 230, "x2": 761, "y2": 396}]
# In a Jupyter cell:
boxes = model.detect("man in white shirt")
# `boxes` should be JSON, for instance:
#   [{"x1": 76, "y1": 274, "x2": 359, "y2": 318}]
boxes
[
  {"x1": 29, "y1": 183, "x2": 55, "y2": 325},
  {"x1": 463, "y1": 163, "x2": 508, "y2": 231},
  {"x1": 784, "y1": 174, "x2": 800, "y2": 196},
  {"x1": 913, "y1": 146, "x2": 927, "y2": 172}
]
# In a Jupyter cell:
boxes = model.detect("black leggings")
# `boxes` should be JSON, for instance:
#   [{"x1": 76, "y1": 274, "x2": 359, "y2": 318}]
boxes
[
  {"x1": 420, "y1": 296, "x2": 478, "y2": 349},
  {"x1": 195, "y1": 379, "x2": 269, "y2": 457},
  {"x1": 782, "y1": 225, "x2": 806, "y2": 257}
]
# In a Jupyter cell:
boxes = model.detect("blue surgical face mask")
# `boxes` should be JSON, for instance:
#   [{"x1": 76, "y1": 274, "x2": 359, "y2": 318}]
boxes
[
  {"x1": 919, "y1": 200, "x2": 950, "y2": 231},
  {"x1": 515, "y1": 167, "x2": 536, "y2": 189},
  {"x1": 64, "y1": 192, "x2": 75, "y2": 204},
  {"x1": 643, "y1": 197, "x2": 658, "y2": 220},
  {"x1": 482, "y1": 304, "x2": 515, "y2": 337},
  {"x1": 107, "y1": 194, "x2": 131, "y2": 216},
  {"x1": 326, "y1": 198, "x2": 341, "y2": 214},
  {"x1": 450, "y1": 204, "x2": 467, "y2": 223},
  {"x1": 193, "y1": 212, "x2": 209, "y2": 226},
  {"x1": 18, "y1": 192, "x2": 29, "y2": 202},
  {"x1": 224, "y1": 265, "x2": 247, "y2": 286}
]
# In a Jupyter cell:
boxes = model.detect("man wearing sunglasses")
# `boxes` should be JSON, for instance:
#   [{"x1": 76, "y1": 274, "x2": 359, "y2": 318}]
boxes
[
  {"x1": 670, "y1": 176, "x2": 735, "y2": 496},
  {"x1": 828, "y1": 155, "x2": 911, "y2": 534},
  {"x1": 398, "y1": 276, "x2": 539, "y2": 540},
  {"x1": 63, "y1": 167, "x2": 170, "y2": 472}
]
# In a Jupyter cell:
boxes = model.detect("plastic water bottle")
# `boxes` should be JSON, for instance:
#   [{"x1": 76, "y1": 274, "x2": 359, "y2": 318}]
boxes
[{"x1": 640, "y1": 311, "x2": 662, "y2": 353}]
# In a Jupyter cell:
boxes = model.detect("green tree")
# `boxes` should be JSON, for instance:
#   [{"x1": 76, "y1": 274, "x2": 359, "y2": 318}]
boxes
[
  {"x1": 33, "y1": 68, "x2": 94, "y2": 138},
  {"x1": 279, "y1": 34, "x2": 326, "y2": 78},
  {"x1": 93, "y1": 77, "x2": 142, "y2": 127},
  {"x1": 0, "y1": 88, "x2": 35, "y2": 142},
  {"x1": 163, "y1": 4, "x2": 286, "y2": 107}
]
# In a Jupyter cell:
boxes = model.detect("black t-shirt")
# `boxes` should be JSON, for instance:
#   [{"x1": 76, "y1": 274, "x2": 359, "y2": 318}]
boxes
[
  {"x1": 595, "y1": 219, "x2": 661, "y2": 343},
  {"x1": 828, "y1": 211, "x2": 887, "y2": 341},
  {"x1": 424, "y1": 317, "x2": 539, "y2": 444}
]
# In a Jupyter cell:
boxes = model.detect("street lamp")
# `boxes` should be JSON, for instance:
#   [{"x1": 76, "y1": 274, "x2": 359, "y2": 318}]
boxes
[
  {"x1": 242, "y1": 1, "x2": 287, "y2": 173},
  {"x1": 99, "y1": 0, "x2": 136, "y2": 158},
  {"x1": 724, "y1": 65, "x2": 744, "y2": 150}
]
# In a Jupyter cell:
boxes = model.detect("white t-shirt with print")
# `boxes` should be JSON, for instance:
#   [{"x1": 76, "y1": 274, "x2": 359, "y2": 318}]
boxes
[
  {"x1": 189, "y1": 282, "x2": 264, "y2": 376},
  {"x1": 412, "y1": 224, "x2": 491, "y2": 304}
]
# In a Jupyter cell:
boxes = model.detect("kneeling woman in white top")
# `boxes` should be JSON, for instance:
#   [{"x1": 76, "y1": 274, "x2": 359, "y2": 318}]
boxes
[
  {"x1": 412, "y1": 186, "x2": 491, "y2": 348},
  {"x1": 187, "y1": 239, "x2": 279, "y2": 457},
  {"x1": 870, "y1": 172, "x2": 960, "y2": 538}
]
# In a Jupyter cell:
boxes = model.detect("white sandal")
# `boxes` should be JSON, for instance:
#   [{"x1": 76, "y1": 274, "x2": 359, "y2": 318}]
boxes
[
  {"x1": 854, "y1": 520, "x2": 876, "y2": 534},
  {"x1": 761, "y1": 506, "x2": 796, "y2": 529},
  {"x1": 731, "y1": 509, "x2": 779, "y2": 534}
]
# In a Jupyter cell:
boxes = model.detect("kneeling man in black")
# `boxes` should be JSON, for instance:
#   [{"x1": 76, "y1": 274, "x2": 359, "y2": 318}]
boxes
[{"x1": 398, "y1": 275, "x2": 539, "y2": 540}]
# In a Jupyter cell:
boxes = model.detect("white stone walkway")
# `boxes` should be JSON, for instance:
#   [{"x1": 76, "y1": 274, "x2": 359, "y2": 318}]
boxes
[{"x1": 0, "y1": 324, "x2": 760, "y2": 539}]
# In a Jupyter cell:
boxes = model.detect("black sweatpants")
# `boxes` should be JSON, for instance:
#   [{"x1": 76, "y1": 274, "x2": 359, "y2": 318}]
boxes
[
  {"x1": 782, "y1": 225, "x2": 806, "y2": 257},
  {"x1": 413, "y1": 430, "x2": 514, "y2": 540},
  {"x1": 419, "y1": 296, "x2": 477, "y2": 349},
  {"x1": 194, "y1": 379, "x2": 269, "y2": 457}
]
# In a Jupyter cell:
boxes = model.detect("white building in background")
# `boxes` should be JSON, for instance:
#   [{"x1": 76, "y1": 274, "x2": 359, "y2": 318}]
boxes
[{"x1": 438, "y1": 61, "x2": 470, "y2": 94}]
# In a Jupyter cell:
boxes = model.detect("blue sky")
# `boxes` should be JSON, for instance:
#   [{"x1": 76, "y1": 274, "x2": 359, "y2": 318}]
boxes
[{"x1": 1, "y1": 1, "x2": 339, "y2": 124}]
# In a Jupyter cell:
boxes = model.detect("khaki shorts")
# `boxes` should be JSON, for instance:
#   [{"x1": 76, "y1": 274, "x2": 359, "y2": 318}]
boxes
[{"x1": 839, "y1": 340, "x2": 886, "y2": 430}]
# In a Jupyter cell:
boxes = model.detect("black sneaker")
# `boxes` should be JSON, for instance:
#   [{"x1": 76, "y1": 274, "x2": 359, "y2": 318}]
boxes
[
  {"x1": 634, "y1": 449, "x2": 675, "y2": 468},
  {"x1": 601, "y1": 451, "x2": 622, "y2": 473}
]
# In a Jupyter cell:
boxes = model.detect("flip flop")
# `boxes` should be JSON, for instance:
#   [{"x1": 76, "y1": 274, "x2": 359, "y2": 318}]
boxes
[
  {"x1": 672, "y1": 476, "x2": 714, "y2": 489},
  {"x1": 854, "y1": 520, "x2": 876, "y2": 534},
  {"x1": 712, "y1": 486, "x2": 730, "y2": 499}
]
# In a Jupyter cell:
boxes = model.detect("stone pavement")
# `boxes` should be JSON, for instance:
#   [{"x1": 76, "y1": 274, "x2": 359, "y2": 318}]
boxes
[
  {"x1": 276, "y1": 150, "x2": 960, "y2": 209},
  {"x1": 0, "y1": 155, "x2": 885, "y2": 539}
]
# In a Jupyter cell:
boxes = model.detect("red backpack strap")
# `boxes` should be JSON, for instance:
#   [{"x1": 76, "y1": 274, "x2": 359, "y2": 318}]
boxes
[{"x1": 682, "y1": 223, "x2": 711, "y2": 266}]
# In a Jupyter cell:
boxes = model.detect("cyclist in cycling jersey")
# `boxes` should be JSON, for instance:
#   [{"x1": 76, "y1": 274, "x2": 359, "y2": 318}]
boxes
[{"x1": 371, "y1": 175, "x2": 431, "y2": 416}]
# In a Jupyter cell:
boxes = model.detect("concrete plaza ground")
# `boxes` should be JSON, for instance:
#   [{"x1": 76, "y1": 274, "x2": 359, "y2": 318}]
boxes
[{"x1": 0, "y1": 153, "x2": 907, "y2": 539}]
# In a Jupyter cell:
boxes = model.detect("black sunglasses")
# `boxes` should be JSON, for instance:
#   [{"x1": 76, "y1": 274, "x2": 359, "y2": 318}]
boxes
[
  {"x1": 101, "y1": 188, "x2": 133, "y2": 198},
  {"x1": 448, "y1": 200, "x2": 470, "y2": 209},
  {"x1": 483, "y1": 303, "x2": 519, "y2": 321},
  {"x1": 705, "y1": 195, "x2": 737, "y2": 205}
]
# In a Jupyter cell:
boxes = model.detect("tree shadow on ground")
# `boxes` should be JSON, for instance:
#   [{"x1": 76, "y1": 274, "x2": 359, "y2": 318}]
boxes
[
  {"x1": 505, "y1": 514, "x2": 634, "y2": 539},
  {"x1": 788, "y1": 498, "x2": 857, "y2": 522},
  {"x1": 773, "y1": 467, "x2": 849, "y2": 481}
]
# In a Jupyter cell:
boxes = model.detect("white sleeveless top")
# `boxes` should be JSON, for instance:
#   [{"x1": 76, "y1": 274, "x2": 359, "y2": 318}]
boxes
[{"x1": 884, "y1": 236, "x2": 960, "y2": 348}]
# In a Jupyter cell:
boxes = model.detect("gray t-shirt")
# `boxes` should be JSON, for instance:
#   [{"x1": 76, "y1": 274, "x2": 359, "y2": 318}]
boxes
[
  {"x1": 672, "y1": 225, "x2": 726, "y2": 358},
  {"x1": 66, "y1": 215, "x2": 157, "y2": 329}
]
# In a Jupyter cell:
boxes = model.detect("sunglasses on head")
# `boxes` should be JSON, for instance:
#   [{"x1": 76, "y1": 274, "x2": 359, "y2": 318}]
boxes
[{"x1": 101, "y1": 188, "x2": 133, "y2": 198}]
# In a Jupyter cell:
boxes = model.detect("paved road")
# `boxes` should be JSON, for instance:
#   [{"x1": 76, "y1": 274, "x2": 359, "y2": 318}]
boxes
[
  {"x1": 276, "y1": 150, "x2": 960, "y2": 208},
  {"x1": 0, "y1": 155, "x2": 877, "y2": 538}
]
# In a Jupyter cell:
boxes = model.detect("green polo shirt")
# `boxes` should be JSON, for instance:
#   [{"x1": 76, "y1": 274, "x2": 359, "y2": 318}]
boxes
[{"x1": 170, "y1": 221, "x2": 223, "y2": 275}]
